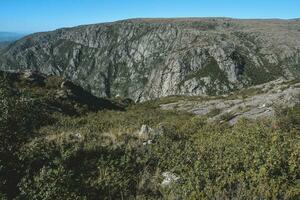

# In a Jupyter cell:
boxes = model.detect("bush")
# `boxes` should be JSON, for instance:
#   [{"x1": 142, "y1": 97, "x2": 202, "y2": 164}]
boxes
[
  {"x1": 0, "y1": 77, "x2": 51, "y2": 199},
  {"x1": 19, "y1": 166, "x2": 83, "y2": 200},
  {"x1": 1, "y1": 74, "x2": 299, "y2": 199}
]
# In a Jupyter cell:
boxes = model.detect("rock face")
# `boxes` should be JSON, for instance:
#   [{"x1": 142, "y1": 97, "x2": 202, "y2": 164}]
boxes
[
  {"x1": 0, "y1": 18, "x2": 300, "y2": 101},
  {"x1": 160, "y1": 79, "x2": 300, "y2": 124}
]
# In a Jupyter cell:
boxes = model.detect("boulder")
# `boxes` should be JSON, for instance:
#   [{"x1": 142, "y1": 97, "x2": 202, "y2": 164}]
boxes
[
  {"x1": 22, "y1": 70, "x2": 45, "y2": 84},
  {"x1": 138, "y1": 125, "x2": 153, "y2": 136},
  {"x1": 161, "y1": 172, "x2": 180, "y2": 187}
]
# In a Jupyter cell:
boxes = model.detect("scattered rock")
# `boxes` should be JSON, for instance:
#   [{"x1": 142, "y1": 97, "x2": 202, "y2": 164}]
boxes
[
  {"x1": 161, "y1": 172, "x2": 180, "y2": 187},
  {"x1": 161, "y1": 79, "x2": 300, "y2": 125},
  {"x1": 139, "y1": 125, "x2": 154, "y2": 136},
  {"x1": 74, "y1": 132, "x2": 83, "y2": 139},
  {"x1": 55, "y1": 90, "x2": 68, "y2": 99},
  {"x1": 258, "y1": 104, "x2": 266, "y2": 109},
  {"x1": 138, "y1": 124, "x2": 164, "y2": 138},
  {"x1": 138, "y1": 125, "x2": 165, "y2": 146},
  {"x1": 143, "y1": 140, "x2": 153, "y2": 146},
  {"x1": 22, "y1": 70, "x2": 45, "y2": 84},
  {"x1": 69, "y1": 132, "x2": 84, "y2": 141},
  {"x1": 60, "y1": 80, "x2": 74, "y2": 89}
]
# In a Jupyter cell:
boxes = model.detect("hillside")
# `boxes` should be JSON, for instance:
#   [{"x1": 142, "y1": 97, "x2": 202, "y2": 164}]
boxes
[
  {"x1": 0, "y1": 70, "x2": 299, "y2": 199},
  {"x1": 0, "y1": 18, "x2": 300, "y2": 101},
  {"x1": 0, "y1": 70, "x2": 126, "y2": 114}
]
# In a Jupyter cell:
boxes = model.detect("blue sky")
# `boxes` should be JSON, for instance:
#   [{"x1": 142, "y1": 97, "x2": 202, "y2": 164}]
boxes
[{"x1": 0, "y1": 0, "x2": 299, "y2": 33}]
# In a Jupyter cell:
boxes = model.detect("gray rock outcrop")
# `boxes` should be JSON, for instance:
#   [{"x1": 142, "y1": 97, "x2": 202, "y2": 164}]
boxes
[
  {"x1": 160, "y1": 79, "x2": 300, "y2": 124},
  {"x1": 1, "y1": 18, "x2": 299, "y2": 101},
  {"x1": 161, "y1": 172, "x2": 180, "y2": 187}
]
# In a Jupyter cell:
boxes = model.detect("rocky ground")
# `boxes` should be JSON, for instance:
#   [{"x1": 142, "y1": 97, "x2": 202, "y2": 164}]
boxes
[{"x1": 160, "y1": 78, "x2": 300, "y2": 124}]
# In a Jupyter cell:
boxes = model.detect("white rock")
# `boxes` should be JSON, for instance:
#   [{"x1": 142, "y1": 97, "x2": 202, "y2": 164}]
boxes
[
  {"x1": 258, "y1": 104, "x2": 266, "y2": 109},
  {"x1": 138, "y1": 125, "x2": 153, "y2": 136},
  {"x1": 161, "y1": 172, "x2": 180, "y2": 187},
  {"x1": 143, "y1": 140, "x2": 153, "y2": 146},
  {"x1": 74, "y1": 132, "x2": 82, "y2": 139}
]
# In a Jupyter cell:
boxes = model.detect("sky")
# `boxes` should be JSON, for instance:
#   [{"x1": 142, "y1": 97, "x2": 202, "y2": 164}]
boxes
[{"x1": 0, "y1": 0, "x2": 299, "y2": 33}]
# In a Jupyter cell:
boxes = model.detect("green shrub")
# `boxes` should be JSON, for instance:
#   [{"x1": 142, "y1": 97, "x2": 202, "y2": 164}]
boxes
[
  {"x1": 0, "y1": 77, "x2": 52, "y2": 199},
  {"x1": 19, "y1": 166, "x2": 83, "y2": 200},
  {"x1": 1, "y1": 74, "x2": 299, "y2": 199}
]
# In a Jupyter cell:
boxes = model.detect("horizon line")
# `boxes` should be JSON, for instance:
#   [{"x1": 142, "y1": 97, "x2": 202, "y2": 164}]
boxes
[{"x1": 1, "y1": 16, "x2": 299, "y2": 33}]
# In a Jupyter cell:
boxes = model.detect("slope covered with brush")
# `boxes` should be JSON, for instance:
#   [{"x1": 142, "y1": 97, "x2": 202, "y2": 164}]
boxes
[{"x1": 0, "y1": 70, "x2": 299, "y2": 199}]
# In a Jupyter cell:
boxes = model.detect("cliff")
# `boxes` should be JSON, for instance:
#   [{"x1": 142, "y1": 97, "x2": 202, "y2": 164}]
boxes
[{"x1": 1, "y1": 18, "x2": 300, "y2": 101}]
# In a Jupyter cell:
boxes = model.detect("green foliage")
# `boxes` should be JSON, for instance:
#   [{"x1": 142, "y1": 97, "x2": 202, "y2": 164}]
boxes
[
  {"x1": 181, "y1": 56, "x2": 231, "y2": 95},
  {"x1": 275, "y1": 103, "x2": 300, "y2": 132},
  {"x1": 206, "y1": 107, "x2": 221, "y2": 118},
  {"x1": 173, "y1": 119, "x2": 300, "y2": 199},
  {"x1": 219, "y1": 111, "x2": 236, "y2": 122},
  {"x1": 226, "y1": 87, "x2": 264, "y2": 100},
  {"x1": 244, "y1": 65, "x2": 276, "y2": 85},
  {"x1": 0, "y1": 77, "x2": 51, "y2": 199},
  {"x1": 44, "y1": 75, "x2": 64, "y2": 89},
  {"x1": 228, "y1": 43, "x2": 285, "y2": 86},
  {"x1": 1, "y1": 73, "x2": 299, "y2": 199},
  {"x1": 19, "y1": 166, "x2": 83, "y2": 200}
]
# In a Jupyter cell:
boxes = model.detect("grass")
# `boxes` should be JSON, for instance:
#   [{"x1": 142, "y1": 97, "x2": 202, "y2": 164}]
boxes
[
  {"x1": 206, "y1": 107, "x2": 222, "y2": 118},
  {"x1": 12, "y1": 102, "x2": 300, "y2": 200},
  {"x1": 225, "y1": 87, "x2": 264, "y2": 100},
  {"x1": 1, "y1": 71, "x2": 300, "y2": 199}
]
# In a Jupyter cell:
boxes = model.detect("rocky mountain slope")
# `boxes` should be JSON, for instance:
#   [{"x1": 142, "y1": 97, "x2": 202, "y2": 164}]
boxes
[
  {"x1": 160, "y1": 79, "x2": 300, "y2": 125},
  {"x1": 0, "y1": 18, "x2": 300, "y2": 101}
]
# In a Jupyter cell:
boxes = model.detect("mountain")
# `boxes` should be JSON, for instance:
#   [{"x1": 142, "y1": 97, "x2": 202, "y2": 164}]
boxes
[{"x1": 0, "y1": 18, "x2": 300, "y2": 101}]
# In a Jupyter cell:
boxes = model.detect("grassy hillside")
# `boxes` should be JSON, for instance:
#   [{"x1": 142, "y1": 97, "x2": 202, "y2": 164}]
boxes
[{"x1": 0, "y1": 71, "x2": 299, "y2": 199}]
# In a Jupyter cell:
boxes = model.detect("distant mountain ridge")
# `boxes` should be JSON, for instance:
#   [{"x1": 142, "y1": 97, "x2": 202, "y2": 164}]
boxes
[
  {"x1": 0, "y1": 32, "x2": 27, "y2": 49},
  {"x1": 0, "y1": 41, "x2": 11, "y2": 49},
  {"x1": 0, "y1": 32, "x2": 26, "y2": 42},
  {"x1": 0, "y1": 18, "x2": 299, "y2": 101}
]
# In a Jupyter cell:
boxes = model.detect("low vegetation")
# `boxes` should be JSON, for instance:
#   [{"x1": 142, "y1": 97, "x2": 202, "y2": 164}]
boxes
[{"x1": 0, "y1": 72, "x2": 299, "y2": 199}]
